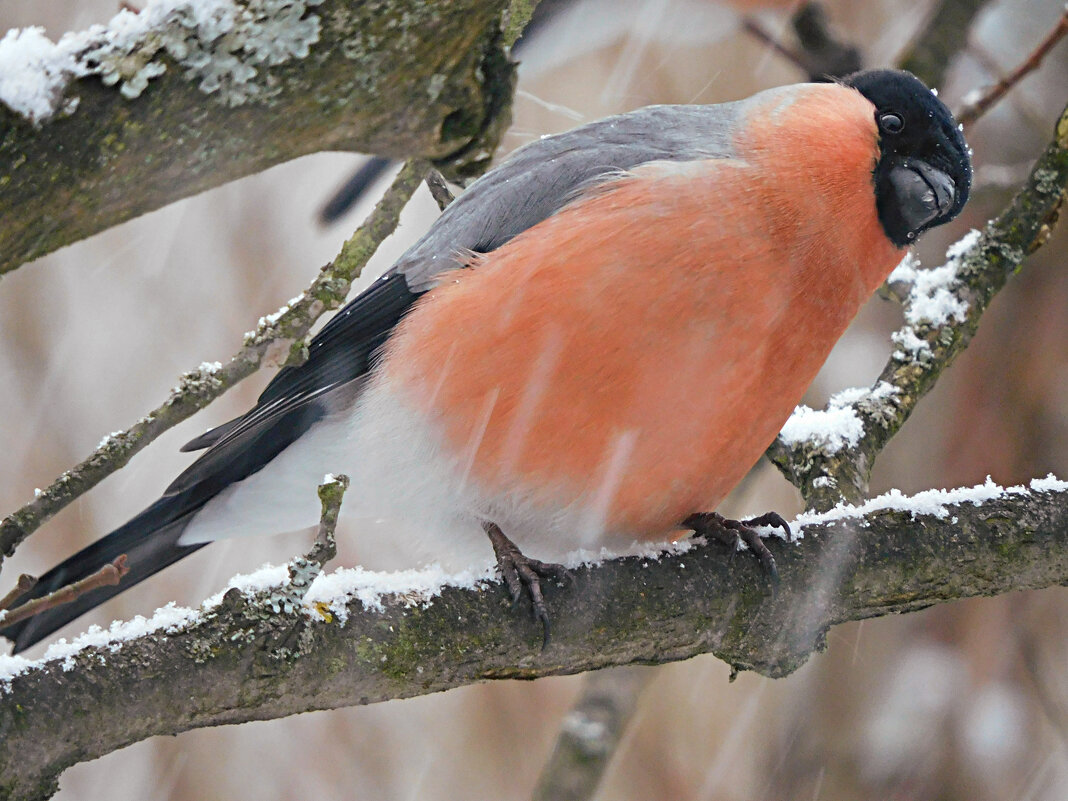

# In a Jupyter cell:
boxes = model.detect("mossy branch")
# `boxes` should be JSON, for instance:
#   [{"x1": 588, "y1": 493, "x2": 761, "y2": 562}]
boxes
[
  {"x1": 2, "y1": 480, "x2": 1067, "y2": 801},
  {"x1": 0, "y1": 162, "x2": 423, "y2": 571},
  {"x1": 0, "y1": 0, "x2": 517, "y2": 276}
]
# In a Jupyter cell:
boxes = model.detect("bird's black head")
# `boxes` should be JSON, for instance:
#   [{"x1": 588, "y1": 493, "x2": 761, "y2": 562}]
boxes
[{"x1": 844, "y1": 69, "x2": 972, "y2": 247}]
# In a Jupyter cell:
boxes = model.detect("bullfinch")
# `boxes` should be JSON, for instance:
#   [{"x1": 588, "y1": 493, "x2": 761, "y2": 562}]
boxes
[{"x1": 1, "y1": 69, "x2": 971, "y2": 653}]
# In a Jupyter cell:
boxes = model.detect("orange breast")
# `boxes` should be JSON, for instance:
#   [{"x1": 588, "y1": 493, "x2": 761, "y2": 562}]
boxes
[{"x1": 381, "y1": 84, "x2": 901, "y2": 539}]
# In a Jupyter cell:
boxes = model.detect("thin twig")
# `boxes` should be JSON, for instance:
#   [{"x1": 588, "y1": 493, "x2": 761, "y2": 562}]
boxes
[
  {"x1": 424, "y1": 169, "x2": 456, "y2": 211},
  {"x1": 789, "y1": 3, "x2": 862, "y2": 80},
  {"x1": 283, "y1": 475, "x2": 350, "y2": 607},
  {"x1": 956, "y1": 8, "x2": 1068, "y2": 127},
  {"x1": 0, "y1": 556, "x2": 129, "y2": 630},
  {"x1": 0, "y1": 163, "x2": 423, "y2": 574},
  {"x1": 743, "y1": 18, "x2": 811, "y2": 75},
  {"x1": 0, "y1": 574, "x2": 37, "y2": 612}
]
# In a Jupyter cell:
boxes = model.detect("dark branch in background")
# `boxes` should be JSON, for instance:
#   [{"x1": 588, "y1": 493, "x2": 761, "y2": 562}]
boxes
[
  {"x1": 0, "y1": 163, "x2": 424, "y2": 574},
  {"x1": 956, "y1": 8, "x2": 1068, "y2": 127},
  {"x1": 0, "y1": 557, "x2": 129, "y2": 631},
  {"x1": 0, "y1": 0, "x2": 517, "y2": 276},
  {"x1": 742, "y1": 3, "x2": 862, "y2": 82},
  {"x1": 532, "y1": 666, "x2": 651, "y2": 801},
  {"x1": 898, "y1": 0, "x2": 989, "y2": 88},
  {"x1": 3, "y1": 482, "x2": 1068, "y2": 801}
]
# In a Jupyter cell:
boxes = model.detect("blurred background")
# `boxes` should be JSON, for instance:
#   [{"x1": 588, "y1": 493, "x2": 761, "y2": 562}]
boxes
[{"x1": 2, "y1": 0, "x2": 1067, "y2": 798}]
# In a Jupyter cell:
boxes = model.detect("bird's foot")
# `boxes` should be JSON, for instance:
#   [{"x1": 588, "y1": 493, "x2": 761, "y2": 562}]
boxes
[
  {"x1": 483, "y1": 521, "x2": 570, "y2": 649},
  {"x1": 683, "y1": 511, "x2": 790, "y2": 587}
]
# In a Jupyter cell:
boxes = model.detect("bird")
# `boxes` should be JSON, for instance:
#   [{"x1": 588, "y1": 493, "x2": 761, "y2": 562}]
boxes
[{"x1": 1, "y1": 69, "x2": 971, "y2": 654}]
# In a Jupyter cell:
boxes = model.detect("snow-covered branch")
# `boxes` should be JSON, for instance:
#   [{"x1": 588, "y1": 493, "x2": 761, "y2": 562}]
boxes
[
  {"x1": 768, "y1": 101, "x2": 1068, "y2": 510},
  {"x1": 0, "y1": 0, "x2": 517, "y2": 275},
  {"x1": 3, "y1": 476, "x2": 1067, "y2": 800}
]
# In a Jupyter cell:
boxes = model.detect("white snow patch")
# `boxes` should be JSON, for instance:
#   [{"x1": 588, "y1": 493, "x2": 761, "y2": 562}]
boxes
[
  {"x1": 304, "y1": 563, "x2": 495, "y2": 622},
  {"x1": 0, "y1": 602, "x2": 197, "y2": 688},
  {"x1": 0, "y1": 0, "x2": 324, "y2": 123},
  {"x1": 0, "y1": 27, "x2": 82, "y2": 122},
  {"x1": 1030, "y1": 473, "x2": 1068, "y2": 493},
  {"x1": 203, "y1": 562, "x2": 290, "y2": 606},
  {"x1": 891, "y1": 326, "x2": 932, "y2": 360},
  {"x1": 779, "y1": 383, "x2": 898, "y2": 454},
  {"x1": 96, "y1": 429, "x2": 126, "y2": 449},
  {"x1": 780, "y1": 404, "x2": 863, "y2": 452},
  {"x1": 787, "y1": 475, "x2": 1063, "y2": 539},
  {"x1": 558, "y1": 535, "x2": 699, "y2": 568},
  {"x1": 893, "y1": 230, "x2": 981, "y2": 329}
]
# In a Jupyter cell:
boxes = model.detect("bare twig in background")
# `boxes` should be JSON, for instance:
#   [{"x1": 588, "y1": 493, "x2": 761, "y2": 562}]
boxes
[
  {"x1": 789, "y1": 3, "x2": 862, "y2": 80},
  {"x1": 0, "y1": 556, "x2": 128, "y2": 631},
  {"x1": 533, "y1": 667, "x2": 652, "y2": 801},
  {"x1": 742, "y1": 17, "x2": 812, "y2": 75},
  {"x1": 0, "y1": 575, "x2": 37, "y2": 612},
  {"x1": 956, "y1": 8, "x2": 1068, "y2": 126},
  {"x1": 0, "y1": 163, "x2": 424, "y2": 575}
]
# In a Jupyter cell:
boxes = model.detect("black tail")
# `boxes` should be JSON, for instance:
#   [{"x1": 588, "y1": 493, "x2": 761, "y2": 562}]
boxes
[{"x1": 0, "y1": 497, "x2": 206, "y2": 654}]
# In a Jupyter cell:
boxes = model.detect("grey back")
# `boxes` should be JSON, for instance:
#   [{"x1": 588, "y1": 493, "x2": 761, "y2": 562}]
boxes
[{"x1": 392, "y1": 101, "x2": 744, "y2": 291}]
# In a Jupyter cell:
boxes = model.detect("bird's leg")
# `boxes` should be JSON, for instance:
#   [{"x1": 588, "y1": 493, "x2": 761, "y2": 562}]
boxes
[
  {"x1": 483, "y1": 521, "x2": 569, "y2": 648},
  {"x1": 683, "y1": 511, "x2": 790, "y2": 586}
]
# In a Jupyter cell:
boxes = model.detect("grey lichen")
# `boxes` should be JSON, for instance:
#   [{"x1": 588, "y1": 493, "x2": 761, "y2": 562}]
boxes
[
  {"x1": 6, "y1": 0, "x2": 329, "y2": 123},
  {"x1": 91, "y1": 0, "x2": 324, "y2": 106}
]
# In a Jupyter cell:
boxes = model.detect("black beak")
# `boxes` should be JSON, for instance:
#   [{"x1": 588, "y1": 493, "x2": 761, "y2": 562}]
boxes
[{"x1": 888, "y1": 161, "x2": 956, "y2": 235}]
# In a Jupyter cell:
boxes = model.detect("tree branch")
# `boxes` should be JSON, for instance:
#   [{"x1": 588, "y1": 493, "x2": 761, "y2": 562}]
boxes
[
  {"x1": 0, "y1": 0, "x2": 517, "y2": 276},
  {"x1": 2, "y1": 478, "x2": 1067, "y2": 800},
  {"x1": 0, "y1": 161, "x2": 423, "y2": 572},
  {"x1": 0, "y1": 557, "x2": 129, "y2": 631},
  {"x1": 532, "y1": 666, "x2": 651, "y2": 801},
  {"x1": 956, "y1": 7, "x2": 1068, "y2": 127},
  {"x1": 898, "y1": 0, "x2": 989, "y2": 88}
]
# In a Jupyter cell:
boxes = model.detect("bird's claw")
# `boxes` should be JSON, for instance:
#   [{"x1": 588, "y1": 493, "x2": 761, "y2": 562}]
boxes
[
  {"x1": 684, "y1": 511, "x2": 785, "y2": 588},
  {"x1": 483, "y1": 522, "x2": 569, "y2": 649}
]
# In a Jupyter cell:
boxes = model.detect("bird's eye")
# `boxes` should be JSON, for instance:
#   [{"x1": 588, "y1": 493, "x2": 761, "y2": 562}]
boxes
[{"x1": 879, "y1": 112, "x2": 905, "y2": 134}]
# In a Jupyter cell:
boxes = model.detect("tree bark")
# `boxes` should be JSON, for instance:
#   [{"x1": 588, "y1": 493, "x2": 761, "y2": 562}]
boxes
[
  {"x1": 2, "y1": 480, "x2": 1067, "y2": 800},
  {"x1": 0, "y1": 0, "x2": 516, "y2": 276}
]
